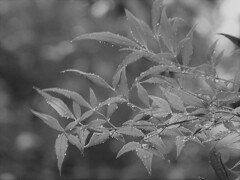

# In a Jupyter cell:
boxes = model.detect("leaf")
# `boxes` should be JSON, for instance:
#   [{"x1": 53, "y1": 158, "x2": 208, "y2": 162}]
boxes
[
  {"x1": 134, "y1": 121, "x2": 157, "y2": 131},
  {"x1": 99, "y1": 97, "x2": 126, "y2": 108},
  {"x1": 148, "y1": 136, "x2": 166, "y2": 153},
  {"x1": 35, "y1": 88, "x2": 75, "y2": 119},
  {"x1": 125, "y1": 9, "x2": 154, "y2": 49},
  {"x1": 31, "y1": 110, "x2": 64, "y2": 132},
  {"x1": 113, "y1": 51, "x2": 145, "y2": 88},
  {"x1": 178, "y1": 37, "x2": 192, "y2": 65},
  {"x1": 171, "y1": 88, "x2": 205, "y2": 108},
  {"x1": 209, "y1": 148, "x2": 229, "y2": 180},
  {"x1": 71, "y1": 32, "x2": 140, "y2": 49},
  {"x1": 176, "y1": 136, "x2": 186, "y2": 159},
  {"x1": 67, "y1": 134, "x2": 83, "y2": 154},
  {"x1": 85, "y1": 131, "x2": 110, "y2": 148},
  {"x1": 170, "y1": 17, "x2": 185, "y2": 35},
  {"x1": 107, "y1": 103, "x2": 118, "y2": 118},
  {"x1": 77, "y1": 128, "x2": 90, "y2": 147},
  {"x1": 119, "y1": 67, "x2": 129, "y2": 99},
  {"x1": 135, "y1": 65, "x2": 168, "y2": 83},
  {"x1": 81, "y1": 109, "x2": 94, "y2": 121},
  {"x1": 136, "y1": 148, "x2": 153, "y2": 175},
  {"x1": 72, "y1": 102, "x2": 81, "y2": 120},
  {"x1": 55, "y1": 133, "x2": 68, "y2": 175},
  {"x1": 111, "y1": 132, "x2": 125, "y2": 143},
  {"x1": 219, "y1": 33, "x2": 240, "y2": 47},
  {"x1": 116, "y1": 141, "x2": 141, "y2": 158},
  {"x1": 88, "y1": 119, "x2": 106, "y2": 128},
  {"x1": 65, "y1": 121, "x2": 77, "y2": 131},
  {"x1": 151, "y1": 0, "x2": 163, "y2": 32},
  {"x1": 43, "y1": 88, "x2": 91, "y2": 108},
  {"x1": 136, "y1": 83, "x2": 150, "y2": 107},
  {"x1": 207, "y1": 40, "x2": 218, "y2": 62},
  {"x1": 164, "y1": 90, "x2": 186, "y2": 112},
  {"x1": 117, "y1": 126, "x2": 144, "y2": 137},
  {"x1": 63, "y1": 69, "x2": 114, "y2": 91},
  {"x1": 158, "y1": 8, "x2": 176, "y2": 53},
  {"x1": 89, "y1": 88, "x2": 98, "y2": 108},
  {"x1": 149, "y1": 95, "x2": 172, "y2": 116}
]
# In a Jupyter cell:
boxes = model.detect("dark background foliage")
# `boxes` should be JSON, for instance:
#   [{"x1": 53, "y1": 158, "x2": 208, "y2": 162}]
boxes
[{"x1": 0, "y1": 0, "x2": 239, "y2": 179}]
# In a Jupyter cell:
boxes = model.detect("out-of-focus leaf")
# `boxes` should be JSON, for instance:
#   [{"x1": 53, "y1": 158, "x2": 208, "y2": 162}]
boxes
[
  {"x1": 72, "y1": 102, "x2": 81, "y2": 120},
  {"x1": 85, "y1": 131, "x2": 110, "y2": 148},
  {"x1": 175, "y1": 136, "x2": 186, "y2": 159},
  {"x1": 136, "y1": 148, "x2": 153, "y2": 175},
  {"x1": 67, "y1": 134, "x2": 83, "y2": 154},
  {"x1": 117, "y1": 126, "x2": 144, "y2": 137},
  {"x1": 89, "y1": 88, "x2": 98, "y2": 108},
  {"x1": 136, "y1": 83, "x2": 150, "y2": 107},
  {"x1": 209, "y1": 148, "x2": 229, "y2": 180},
  {"x1": 35, "y1": 88, "x2": 75, "y2": 119},
  {"x1": 43, "y1": 88, "x2": 91, "y2": 108},
  {"x1": 32, "y1": 110, "x2": 64, "y2": 132},
  {"x1": 63, "y1": 69, "x2": 114, "y2": 91},
  {"x1": 71, "y1": 32, "x2": 140, "y2": 49},
  {"x1": 55, "y1": 133, "x2": 68, "y2": 175},
  {"x1": 164, "y1": 90, "x2": 186, "y2": 112},
  {"x1": 116, "y1": 141, "x2": 141, "y2": 158},
  {"x1": 125, "y1": 9, "x2": 154, "y2": 49},
  {"x1": 207, "y1": 40, "x2": 218, "y2": 62}
]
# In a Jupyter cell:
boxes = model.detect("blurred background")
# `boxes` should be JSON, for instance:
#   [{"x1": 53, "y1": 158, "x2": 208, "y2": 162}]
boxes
[{"x1": 0, "y1": 0, "x2": 239, "y2": 179}]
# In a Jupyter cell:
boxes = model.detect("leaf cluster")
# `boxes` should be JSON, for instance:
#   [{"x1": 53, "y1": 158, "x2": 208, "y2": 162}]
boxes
[{"x1": 32, "y1": 0, "x2": 240, "y2": 178}]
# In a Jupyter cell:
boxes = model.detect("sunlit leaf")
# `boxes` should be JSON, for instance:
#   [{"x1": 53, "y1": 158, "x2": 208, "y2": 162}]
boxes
[
  {"x1": 55, "y1": 133, "x2": 68, "y2": 175},
  {"x1": 35, "y1": 88, "x2": 75, "y2": 119},
  {"x1": 136, "y1": 148, "x2": 153, "y2": 175},
  {"x1": 31, "y1": 110, "x2": 64, "y2": 132},
  {"x1": 63, "y1": 69, "x2": 114, "y2": 91},
  {"x1": 136, "y1": 83, "x2": 150, "y2": 107},
  {"x1": 71, "y1": 32, "x2": 140, "y2": 49},
  {"x1": 117, "y1": 126, "x2": 144, "y2": 137},
  {"x1": 116, "y1": 141, "x2": 141, "y2": 158}
]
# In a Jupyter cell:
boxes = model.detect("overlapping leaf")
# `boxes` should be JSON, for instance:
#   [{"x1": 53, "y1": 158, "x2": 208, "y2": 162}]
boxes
[
  {"x1": 136, "y1": 83, "x2": 150, "y2": 107},
  {"x1": 117, "y1": 141, "x2": 141, "y2": 158},
  {"x1": 43, "y1": 88, "x2": 91, "y2": 108},
  {"x1": 85, "y1": 131, "x2": 110, "y2": 148}
]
